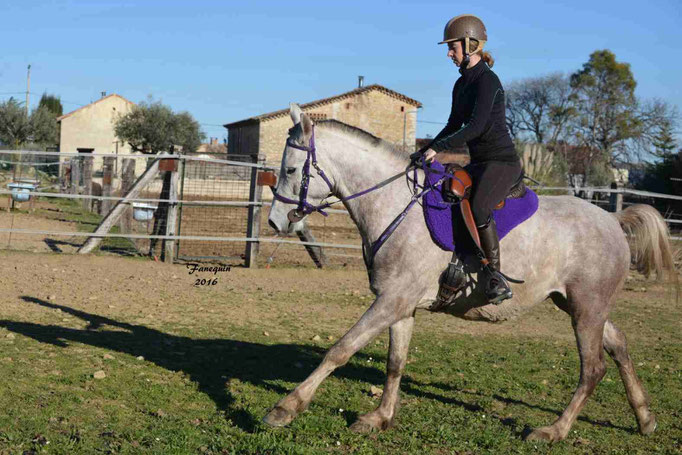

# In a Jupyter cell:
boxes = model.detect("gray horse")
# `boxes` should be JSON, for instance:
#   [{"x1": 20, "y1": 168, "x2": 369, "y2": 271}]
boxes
[{"x1": 264, "y1": 104, "x2": 676, "y2": 442}]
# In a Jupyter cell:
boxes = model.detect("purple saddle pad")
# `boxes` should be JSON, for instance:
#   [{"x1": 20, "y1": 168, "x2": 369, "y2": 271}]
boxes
[{"x1": 422, "y1": 161, "x2": 539, "y2": 253}]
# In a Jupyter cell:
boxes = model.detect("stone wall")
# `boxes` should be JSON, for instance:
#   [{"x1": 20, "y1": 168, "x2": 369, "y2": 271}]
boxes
[{"x1": 257, "y1": 89, "x2": 418, "y2": 166}]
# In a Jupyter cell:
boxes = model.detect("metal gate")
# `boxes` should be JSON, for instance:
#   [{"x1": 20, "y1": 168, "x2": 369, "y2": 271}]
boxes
[{"x1": 175, "y1": 154, "x2": 263, "y2": 265}]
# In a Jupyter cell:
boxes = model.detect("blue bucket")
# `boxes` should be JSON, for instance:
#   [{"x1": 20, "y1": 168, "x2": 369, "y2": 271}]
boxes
[
  {"x1": 8, "y1": 182, "x2": 37, "y2": 202},
  {"x1": 132, "y1": 203, "x2": 157, "y2": 221}
]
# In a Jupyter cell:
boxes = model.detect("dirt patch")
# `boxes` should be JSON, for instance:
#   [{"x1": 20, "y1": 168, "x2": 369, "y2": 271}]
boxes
[
  {"x1": 0, "y1": 208, "x2": 82, "y2": 254},
  {"x1": 1, "y1": 250, "x2": 675, "y2": 348}
]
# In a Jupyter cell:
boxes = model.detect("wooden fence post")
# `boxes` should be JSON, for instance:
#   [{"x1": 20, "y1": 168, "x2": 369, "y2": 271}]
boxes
[
  {"x1": 60, "y1": 161, "x2": 70, "y2": 192},
  {"x1": 245, "y1": 155, "x2": 265, "y2": 268},
  {"x1": 119, "y1": 158, "x2": 135, "y2": 235},
  {"x1": 609, "y1": 181, "x2": 624, "y2": 212},
  {"x1": 616, "y1": 187, "x2": 624, "y2": 212},
  {"x1": 70, "y1": 157, "x2": 80, "y2": 195},
  {"x1": 82, "y1": 155, "x2": 93, "y2": 211},
  {"x1": 164, "y1": 158, "x2": 180, "y2": 263},
  {"x1": 101, "y1": 157, "x2": 115, "y2": 215}
]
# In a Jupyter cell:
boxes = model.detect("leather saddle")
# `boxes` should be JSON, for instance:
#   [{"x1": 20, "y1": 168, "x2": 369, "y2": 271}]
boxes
[
  {"x1": 442, "y1": 164, "x2": 526, "y2": 251},
  {"x1": 443, "y1": 164, "x2": 526, "y2": 205},
  {"x1": 494, "y1": 172, "x2": 527, "y2": 209}
]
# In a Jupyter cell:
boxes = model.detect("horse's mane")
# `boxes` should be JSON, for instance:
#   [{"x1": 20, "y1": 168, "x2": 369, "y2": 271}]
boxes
[{"x1": 316, "y1": 119, "x2": 411, "y2": 160}]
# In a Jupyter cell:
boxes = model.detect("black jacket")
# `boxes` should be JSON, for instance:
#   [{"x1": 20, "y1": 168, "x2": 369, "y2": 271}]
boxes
[{"x1": 429, "y1": 60, "x2": 518, "y2": 163}]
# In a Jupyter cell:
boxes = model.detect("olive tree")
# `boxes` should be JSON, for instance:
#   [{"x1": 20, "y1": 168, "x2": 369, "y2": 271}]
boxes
[
  {"x1": 0, "y1": 98, "x2": 31, "y2": 148},
  {"x1": 114, "y1": 99, "x2": 204, "y2": 155}
]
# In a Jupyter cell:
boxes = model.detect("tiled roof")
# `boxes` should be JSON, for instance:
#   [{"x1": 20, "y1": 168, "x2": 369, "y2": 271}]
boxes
[
  {"x1": 57, "y1": 94, "x2": 134, "y2": 122},
  {"x1": 224, "y1": 84, "x2": 422, "y2": 127}
]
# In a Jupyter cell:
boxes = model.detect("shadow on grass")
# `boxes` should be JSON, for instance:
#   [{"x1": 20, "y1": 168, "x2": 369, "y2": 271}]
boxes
[
  {"x1": 2, "y1": 297, "x2": 637, "y2": 437},
  {"x1": 412, "y1": 379, "x2": 636, "y2": 435},
  {"x1": 4, "y1": 296, "x2": 387, "y2": 433}
]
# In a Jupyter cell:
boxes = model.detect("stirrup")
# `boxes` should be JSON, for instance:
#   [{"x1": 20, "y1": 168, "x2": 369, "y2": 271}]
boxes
[
  {"x1": 437, "y1": 260, "x2": 467, "y2": 304},
  {"x1": 484, "y1": 268, "x2": 513, "y2": 305}
]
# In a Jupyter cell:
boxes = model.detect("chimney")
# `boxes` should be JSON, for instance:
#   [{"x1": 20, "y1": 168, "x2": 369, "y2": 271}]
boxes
[
  {"x1": 358, "y1": 76, "x2": 364, "y2": 88},
  {"x1": 101, "y1": 91, "x2": 107, "y2": 98}
]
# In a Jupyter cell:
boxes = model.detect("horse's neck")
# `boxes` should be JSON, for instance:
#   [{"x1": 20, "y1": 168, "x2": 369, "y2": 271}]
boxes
[{"x1": 319, "y1": 130, "x2": 413, "y2": 244}]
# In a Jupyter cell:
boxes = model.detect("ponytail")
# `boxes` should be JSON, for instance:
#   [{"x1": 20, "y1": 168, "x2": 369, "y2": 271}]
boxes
[
  {"x1": 468, "y1": 39, "x2": 494, "y2": 68},
  {"x1": 480, "y1": 51, "x2": 495, "y2": 68}
]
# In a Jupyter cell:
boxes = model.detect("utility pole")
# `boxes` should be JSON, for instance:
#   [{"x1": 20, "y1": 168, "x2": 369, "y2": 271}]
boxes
[{"x1": 25, "y1": 64, "x2": 31, "y2": 118}]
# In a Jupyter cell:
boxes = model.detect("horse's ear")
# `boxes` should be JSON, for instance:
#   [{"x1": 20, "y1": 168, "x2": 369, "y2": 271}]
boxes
[
  {"x1": 301, "y1": 112, "x2": 313, "y2": 138},
  {"x1": 289, "y1": 103, "x2": 302, "y2": 125}
]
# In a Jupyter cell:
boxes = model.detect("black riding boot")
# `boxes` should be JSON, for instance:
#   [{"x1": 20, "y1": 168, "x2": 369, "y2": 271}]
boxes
[
  {"x1": 437, "y1": 251, "x2": 467, "y2": 305},
  {"x1": 477, "y1": 218, "x2": 513, "y2": 304}
]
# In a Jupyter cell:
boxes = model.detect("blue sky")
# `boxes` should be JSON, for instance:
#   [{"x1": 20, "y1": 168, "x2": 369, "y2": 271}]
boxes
[{"x1": 1, "y1": 0, "x2": 681, "y2": 145}]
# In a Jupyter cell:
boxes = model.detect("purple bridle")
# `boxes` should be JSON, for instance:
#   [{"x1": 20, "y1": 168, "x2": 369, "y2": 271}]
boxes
[
  {"x1": 271, "y1": 126, "x2": 336, "y2": 222},
  {"x1": 270, "y1": 125, "x2": 453, "y2": 263}
]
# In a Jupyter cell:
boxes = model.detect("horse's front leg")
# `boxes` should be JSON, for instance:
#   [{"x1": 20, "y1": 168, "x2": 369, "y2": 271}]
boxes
[
  {"x1": 349, "y1": 313, "x2": 415, "y2": 433},
  {"x1": 263, "y1": 294, "x2": 415, "y2": 427}
]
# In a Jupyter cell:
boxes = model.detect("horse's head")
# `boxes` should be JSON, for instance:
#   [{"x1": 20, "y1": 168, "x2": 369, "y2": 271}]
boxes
[{"x1": 267, "y1": 103, "x2": 334, "y2": 234}]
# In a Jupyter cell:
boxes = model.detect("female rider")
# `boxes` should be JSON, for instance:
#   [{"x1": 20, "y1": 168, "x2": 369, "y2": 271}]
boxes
[{"x1": 420, "y1": 14, "x2": 522, "y2": 305}]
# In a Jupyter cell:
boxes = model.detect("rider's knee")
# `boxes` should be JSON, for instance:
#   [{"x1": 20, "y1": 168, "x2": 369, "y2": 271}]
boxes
[{"x1": 471, "y1": 203, "x2": 491, "y2": 226}]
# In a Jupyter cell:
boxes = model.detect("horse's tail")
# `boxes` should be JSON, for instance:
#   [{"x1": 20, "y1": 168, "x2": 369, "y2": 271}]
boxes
[{"x1": 614, "y1": 204, "x2": 678, "y2": 293}]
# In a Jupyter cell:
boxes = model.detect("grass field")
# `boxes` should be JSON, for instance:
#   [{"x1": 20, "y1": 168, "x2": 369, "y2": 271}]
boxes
[{"x1": 0, "y1": 250, "x2": 680, "y2": 454}]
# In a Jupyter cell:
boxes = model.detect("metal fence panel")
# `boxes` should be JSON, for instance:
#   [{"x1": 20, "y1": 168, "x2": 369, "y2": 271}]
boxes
[{"x1": 175, "y1": 154, "x2": 257, "y2": 264}]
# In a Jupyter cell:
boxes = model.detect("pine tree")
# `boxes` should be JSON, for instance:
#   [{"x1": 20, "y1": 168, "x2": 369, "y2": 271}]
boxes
[
  {"x1": 651, "y1": 118, "x2": 677, "y2": 160},
  {"x1": 38, "y1": 93, "x2": 63, "y2": 117}
]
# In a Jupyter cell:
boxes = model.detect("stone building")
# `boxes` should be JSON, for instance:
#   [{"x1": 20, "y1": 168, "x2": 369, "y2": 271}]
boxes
[
  {"x1": 57, "y1": 93, "x2": 143, "y2": 176},
  {"x1": 223, "y1": 84, "x2": 422, "y2": 166}
]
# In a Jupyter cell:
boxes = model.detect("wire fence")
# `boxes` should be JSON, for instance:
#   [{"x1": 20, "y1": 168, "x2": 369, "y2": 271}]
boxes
[
  {"x1": 175, "y1": 154, "x2": 257, "y2": 262},
  {"x1": 0, "y1": 149, "x2": 679, "y2": 268}
]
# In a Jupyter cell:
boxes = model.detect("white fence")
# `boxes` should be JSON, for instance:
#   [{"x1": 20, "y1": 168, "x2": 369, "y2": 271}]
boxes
[{"x1": 1, "y1": 149, "x2": 680, "y2": 267}]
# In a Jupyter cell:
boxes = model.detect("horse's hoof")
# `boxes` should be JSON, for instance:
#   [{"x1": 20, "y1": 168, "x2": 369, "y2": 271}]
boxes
[
  {"x1": 349, "y1": 419, "x2": 378, "y2": 433},
  {"x1": 639, "y1": 414, "x2": 657, "y2": 435},
  {"x1": 525, "y1": 425, "x2": 562, "y2": 442},
  {"x1": 262, "y1": 406, "x2": 296, "y2": 427}
]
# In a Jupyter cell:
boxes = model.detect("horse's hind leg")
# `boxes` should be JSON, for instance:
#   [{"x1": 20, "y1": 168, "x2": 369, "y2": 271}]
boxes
[
  {"x1": 349, "y1": 314, "x2": 415, "y2": 433},
  {"x1": 603, "y1": 320, "x2": 656, "y2": 434},
  {"x1": 263, "y1": 294, "x2": 414, "y2": 427},
  {"x1": 527, "y1": 308, "x2": 607, "y2": 442}
]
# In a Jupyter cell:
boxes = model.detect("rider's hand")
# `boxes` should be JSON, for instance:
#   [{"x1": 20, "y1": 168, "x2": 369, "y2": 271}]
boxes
[
  {"x1": 409, "y1": 147, "x2": 437, "y2": 164},
  {"x1": 423, "y1": 149, "x2": 437, "y2": 163}
]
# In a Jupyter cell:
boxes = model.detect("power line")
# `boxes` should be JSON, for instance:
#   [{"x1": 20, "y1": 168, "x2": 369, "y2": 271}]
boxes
[{"x1": 417, "y1": 119, "x2": 447, "y2": 125}]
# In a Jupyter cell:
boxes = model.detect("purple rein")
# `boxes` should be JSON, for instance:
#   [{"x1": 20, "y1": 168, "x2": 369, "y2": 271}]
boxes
[{"x1": 270, "y1": 125, "x2": 453, "y2": 264}]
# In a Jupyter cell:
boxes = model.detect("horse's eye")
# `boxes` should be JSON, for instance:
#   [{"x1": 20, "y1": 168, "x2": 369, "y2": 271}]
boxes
[{"x1": 286, "y1": 167, "x2": 296, "y2": 175}]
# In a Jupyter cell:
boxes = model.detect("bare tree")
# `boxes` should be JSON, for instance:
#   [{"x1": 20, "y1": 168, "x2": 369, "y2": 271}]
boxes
[
  {"x1": 628, "y1": 98, "x2": 679, "y2": 161},
  {"x1": 506, "y1": 73, "x2": 575, "y2": 145}
]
